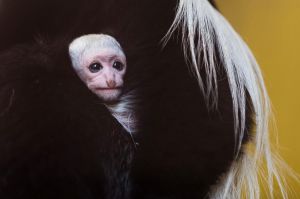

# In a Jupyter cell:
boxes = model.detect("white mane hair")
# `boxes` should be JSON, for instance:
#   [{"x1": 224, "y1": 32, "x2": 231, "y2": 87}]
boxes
[{"x1": 163, "y1": 0, "x2": 293, "y2": 198}]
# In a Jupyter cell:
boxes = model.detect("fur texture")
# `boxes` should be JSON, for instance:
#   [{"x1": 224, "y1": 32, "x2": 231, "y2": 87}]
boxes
[
  {"x1": 0, "y1": 41, "x2": 134, "y2": 199},
  {"x1": 164, "y1": 1, "x2": 289, "y2": 198},
  {"x1": 0, "y1": 0, "x2": 289, "y2": 198}
]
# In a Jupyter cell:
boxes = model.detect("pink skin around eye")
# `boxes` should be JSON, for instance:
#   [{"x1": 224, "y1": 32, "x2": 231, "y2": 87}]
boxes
[{"x1": 79, "y1": 49, "x2": 127, "y2": 102}]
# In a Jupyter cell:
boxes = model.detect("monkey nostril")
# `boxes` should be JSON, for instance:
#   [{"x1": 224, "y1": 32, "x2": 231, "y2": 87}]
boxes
[{"x1": 106, "y1": 80, "x2": 116, "y2": 88}]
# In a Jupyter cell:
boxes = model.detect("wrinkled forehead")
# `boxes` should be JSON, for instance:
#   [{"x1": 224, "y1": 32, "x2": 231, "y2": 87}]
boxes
[
  {"x1": 69, "y1": 34, "x2": 126, "y2": 65},
  {"x1": 82, "y1": 49, "x2": 126, "y2": 68},
  {"x1": 82, "y1": 44, "x2": 126, "y2": 63}
]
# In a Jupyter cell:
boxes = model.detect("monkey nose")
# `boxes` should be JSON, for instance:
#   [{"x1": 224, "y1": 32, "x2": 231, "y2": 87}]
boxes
[{"x1": 106, "y1": 80, "x2": 116, "y2": 88}]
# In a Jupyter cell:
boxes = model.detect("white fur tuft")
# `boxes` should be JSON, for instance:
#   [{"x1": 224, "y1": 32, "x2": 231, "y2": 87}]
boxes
[
  {"x1": 163, "y1": 0, "x2": 292, "y2": 198},
  {"x1": 105, "y1": 91, "x2": 138, "y2": 135}
]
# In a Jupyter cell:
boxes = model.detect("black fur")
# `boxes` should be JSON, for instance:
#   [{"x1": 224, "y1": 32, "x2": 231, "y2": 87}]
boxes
[{"x1": 0, "y1": 0, "x2": 252, "y2": 198}]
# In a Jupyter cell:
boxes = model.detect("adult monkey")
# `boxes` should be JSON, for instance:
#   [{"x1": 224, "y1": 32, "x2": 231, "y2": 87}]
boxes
[{"x1": 0, "y1": 0, "x2": 290, "y2": 199}]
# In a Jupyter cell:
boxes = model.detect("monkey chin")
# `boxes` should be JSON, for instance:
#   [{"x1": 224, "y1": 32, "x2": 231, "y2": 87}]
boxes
[{"x1": 95, "y1": 89, "x2": 122, "y2": 103}]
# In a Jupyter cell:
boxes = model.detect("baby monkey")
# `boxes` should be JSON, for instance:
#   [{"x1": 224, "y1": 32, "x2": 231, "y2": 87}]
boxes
[
  {"x1": 69, "y1": 34, "x2": 137, "y2": 135},
  {"x1": 69, "y1": 34, "x2": 126, "y2": 102}
]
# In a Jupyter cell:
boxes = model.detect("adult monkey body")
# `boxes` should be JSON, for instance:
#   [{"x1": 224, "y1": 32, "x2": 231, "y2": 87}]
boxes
[{"x1": 0, "y1": 1, "x2": 290, "y2": 199}]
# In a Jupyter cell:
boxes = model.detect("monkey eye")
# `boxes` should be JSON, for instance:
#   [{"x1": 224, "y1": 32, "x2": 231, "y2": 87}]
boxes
[
  {"x1": 88, "y1": 63, "x2": 103, "y2": 73},
  {"x1": 112, "y1": 61, "x2": 124, "y2": 71}
]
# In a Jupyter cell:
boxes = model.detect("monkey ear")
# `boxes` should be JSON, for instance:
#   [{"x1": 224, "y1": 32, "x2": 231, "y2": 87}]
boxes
[{"x1": 163, "y1": 0, "x2": 288, "y2": 198}]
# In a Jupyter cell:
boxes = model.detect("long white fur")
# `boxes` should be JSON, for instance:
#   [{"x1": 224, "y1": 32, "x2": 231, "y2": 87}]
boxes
[{"x1": 163, "y1": 0, "x2": 290, "y2": 198}]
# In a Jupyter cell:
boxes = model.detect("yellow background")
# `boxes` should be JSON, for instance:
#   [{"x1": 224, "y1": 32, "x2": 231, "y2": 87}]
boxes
[{"x1": 217, "y1": 0, "x2": 300, "y2": 197}]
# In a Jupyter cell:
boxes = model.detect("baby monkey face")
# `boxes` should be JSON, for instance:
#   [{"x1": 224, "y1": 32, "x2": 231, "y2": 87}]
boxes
[
  {"x1": 80, "y1": 48, "x2": 126, "y2": 101},
  {"x1": 69, "y1": 34, "x2": 127, "y2": 102}
]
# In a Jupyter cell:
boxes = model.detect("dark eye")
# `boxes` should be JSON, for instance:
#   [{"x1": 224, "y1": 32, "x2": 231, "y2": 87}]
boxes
[
  {"x1": 88, "y1": 63, "x2": 103, "y2": 73},
  {"x1": 113, "y1": 61, "x2": 124, "y2": 71}
]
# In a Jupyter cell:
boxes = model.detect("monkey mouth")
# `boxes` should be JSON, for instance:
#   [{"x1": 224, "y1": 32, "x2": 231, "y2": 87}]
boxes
[{"x1": 95, "y1": 87, "x2": 122, "y2": 90}]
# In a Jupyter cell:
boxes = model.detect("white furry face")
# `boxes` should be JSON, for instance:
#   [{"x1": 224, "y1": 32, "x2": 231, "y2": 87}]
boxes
[{"x1": 69, "y1": 34, "x2": 126, "y2": 102}]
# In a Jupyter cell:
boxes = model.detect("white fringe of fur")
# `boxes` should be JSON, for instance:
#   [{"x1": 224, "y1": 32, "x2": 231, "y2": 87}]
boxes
[
  {"x1": 163, "y1": 0, "x2": 292, "y2": 198},
  {"x1": 106, "y1": 91, "x2": 138, "y2": 135}
]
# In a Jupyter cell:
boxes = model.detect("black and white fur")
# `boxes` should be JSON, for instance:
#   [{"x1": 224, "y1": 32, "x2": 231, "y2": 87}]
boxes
[{"x1": 0, "y1": 0, "x2": 291, "y2": 199}]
